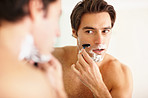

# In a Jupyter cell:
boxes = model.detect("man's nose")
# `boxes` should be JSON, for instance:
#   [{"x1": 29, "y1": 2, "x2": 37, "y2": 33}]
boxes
[{"x1": 94, "y1": 32, "x2": 103, "y2": 44}]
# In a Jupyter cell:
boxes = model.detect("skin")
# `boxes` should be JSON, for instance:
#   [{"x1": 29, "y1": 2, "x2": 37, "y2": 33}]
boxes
[
  {"x1": 30, "y1": 0, "x2": 61, "y2": 54},
  {"x1": 0, "y1": 0, "x2": 67, "y2": 98},
  {"x1": 52, "y1": 12, "x2": 133, "y2": 98}
]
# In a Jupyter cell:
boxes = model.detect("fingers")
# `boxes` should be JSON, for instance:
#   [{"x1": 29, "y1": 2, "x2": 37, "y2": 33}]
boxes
[
  {"x1": 71, "y1": 64, "x2": 91, "y2": 86},
  {"x1": 80, "y1": 49, "x2": 94, "y2": 65},
  {"x1": 78, "y1": 53, "x2": 89, "y2": 71},
  {"x1": 71, "y1": 61, "x2": 88, "y2": 79},
  {"x1": 48, "y1": 55, "x2": 62, "y2": 71},
  {"x1": 71, "y1": 64, "x2": 81, "y2": 77},
  {"x1": 49, "y1": 55, "x2": 60, "y2": 66},
  {"x1": 38, "y1": 62, "x2": 49, "y2": 71},
  {"x1": 37, "y1": 54, "x2": 62, "y2": 73},
  {"x1": 28, "y1": 60, "x2": 34, "y2": 65}
]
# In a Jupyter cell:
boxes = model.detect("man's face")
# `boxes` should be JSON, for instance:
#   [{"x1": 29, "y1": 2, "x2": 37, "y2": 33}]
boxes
[
  {"x1": 74, "y1": 12, "x2": 112, "y2": 61},
  {"x1": 32, "y1": 0, "x2": 61, "y2": 55},
  {"x1": 19, "y1": 0, "x2": 62, "y2": 62}
]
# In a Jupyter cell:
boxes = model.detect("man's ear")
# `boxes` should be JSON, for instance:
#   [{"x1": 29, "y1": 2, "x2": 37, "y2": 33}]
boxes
[
  {"x1": 72, "y1": 29, "x2": 78, "y2": 38},
  {"x1": 28, "y1": 0, "x2": 43, "y2": 21}
]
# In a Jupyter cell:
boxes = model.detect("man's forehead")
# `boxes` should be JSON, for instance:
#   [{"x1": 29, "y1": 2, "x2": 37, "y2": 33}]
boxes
[
  {"x1": 80, "y1": 13, "x2": 112, "y2": 29},
  {"x1": 82, "y1": 12, "x2": 111, "y2": 20},
  {"x1": 82, "y1": 26, "x2": 112, "y2": 30}
]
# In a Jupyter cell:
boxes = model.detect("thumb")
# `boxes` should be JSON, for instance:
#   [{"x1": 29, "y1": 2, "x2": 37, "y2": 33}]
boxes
[{"x1": 48, "y1": 55, "x2": 62, "y2": 70}]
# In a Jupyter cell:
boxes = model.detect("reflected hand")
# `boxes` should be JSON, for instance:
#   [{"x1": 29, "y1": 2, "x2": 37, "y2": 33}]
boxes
[{"x1": 37, "y1": 54, "x2": 67, "y2": 98}]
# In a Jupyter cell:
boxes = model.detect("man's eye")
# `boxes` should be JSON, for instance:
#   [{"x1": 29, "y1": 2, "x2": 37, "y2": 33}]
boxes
[
  {"x1": 102, "y1": 30, "x2": 110, "y2": 34},
  {"x1": 86, "y1": 30, "x2": 93, "y2": 34}
]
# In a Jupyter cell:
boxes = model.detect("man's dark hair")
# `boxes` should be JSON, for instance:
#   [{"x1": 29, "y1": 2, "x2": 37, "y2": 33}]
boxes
[
  {"x1": 70, "y1": 0, "x2": 116, "y2": 33},
  {"x1": 0, "y1": 0, "x2": 56, "y2": 22}
]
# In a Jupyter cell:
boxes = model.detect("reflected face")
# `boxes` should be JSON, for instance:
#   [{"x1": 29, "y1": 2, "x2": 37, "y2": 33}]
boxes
[
  {"x1": 75, "y1": 12, "x2": 112, "y2": 60},
  {"x1": 32, "y1": 0, "x2": 61, "y2": 55}
]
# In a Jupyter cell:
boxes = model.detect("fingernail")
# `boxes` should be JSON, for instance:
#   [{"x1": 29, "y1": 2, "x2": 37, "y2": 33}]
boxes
[
  {"x1": 82, "y1": 49, "x2": 85, "y2": 52},
  {"x1": 71, "y1": 64, "x2": 75, "y2": 68},
  {"x1": 79, "y1": 49, "x2": 82, "y2": 54}
]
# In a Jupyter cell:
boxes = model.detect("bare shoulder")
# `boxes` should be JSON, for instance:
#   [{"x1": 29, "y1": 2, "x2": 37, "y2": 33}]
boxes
[
  {"x1": 103, "y1": 54, "x2": 132, "y2": 77},
  {"x1": 52, "y1": 47, "x2": 65, "y2": 56},
  {"x1": 52, "y1": 46, "x2": 76, "y2": 63},
  {"x1": 0, "y1": 59, "x2": 52, "y2": 98},
  {"x1": 103, "y1": 54, "x2": 133, "y2": 96}
]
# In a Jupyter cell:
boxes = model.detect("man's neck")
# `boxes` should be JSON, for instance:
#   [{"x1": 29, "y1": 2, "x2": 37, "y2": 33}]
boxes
[{"x1": 0, "y1": 18, "x2": 31, "y2": 59}]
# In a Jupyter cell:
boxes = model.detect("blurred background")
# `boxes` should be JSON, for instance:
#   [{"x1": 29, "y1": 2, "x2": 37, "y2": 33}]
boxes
[{"x1": 55, "y1": 0, "x2": 148, "y2": 97}]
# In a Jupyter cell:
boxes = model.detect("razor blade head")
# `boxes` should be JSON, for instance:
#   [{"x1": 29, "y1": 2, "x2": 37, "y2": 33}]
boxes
[{"x1": 82, "y1": 44, "x2": 90, "y2": 49}]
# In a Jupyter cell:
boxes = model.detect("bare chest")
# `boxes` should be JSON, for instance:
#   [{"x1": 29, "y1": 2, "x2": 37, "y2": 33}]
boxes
[
  {"x1": 63, "y1": 66, "x2": 94, "y2": 98},
  {"x1": 62, "y1": 63, "x2": 112, "y2": 98}
]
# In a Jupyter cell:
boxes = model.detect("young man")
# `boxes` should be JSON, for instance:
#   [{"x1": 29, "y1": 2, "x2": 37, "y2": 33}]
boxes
[
  {"x1": 0, "y1": 0, "x2": 67, "y2": 97},
  {"x1": 53, "y1": 0, "x2": 133, "y2": 98}
]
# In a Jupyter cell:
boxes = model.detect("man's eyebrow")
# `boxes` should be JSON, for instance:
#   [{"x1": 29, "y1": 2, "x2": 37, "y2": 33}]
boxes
[
  {"x1": 82, "y1": 26, "x2": 96, "y2": 30},
  {"x1": 82, "y1": 26, "x2": 112, "y2": 30},
  {"x1": 103, "y1": 26, "x2": 112, "y2": 29}
]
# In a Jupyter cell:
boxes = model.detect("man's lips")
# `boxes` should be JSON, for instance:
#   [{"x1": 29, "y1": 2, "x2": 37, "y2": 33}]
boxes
[{"x1": 92, "y1": 49, "x2": 105, "y2": 54}]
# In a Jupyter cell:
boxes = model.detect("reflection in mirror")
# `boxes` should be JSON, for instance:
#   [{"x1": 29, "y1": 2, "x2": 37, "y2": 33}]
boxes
[
  {"x1": 51, "y1": 0, "x2": 148, "y2": 97},
  {"x1": 55, "y1": 0, "x2": 148, "y2": 97}
]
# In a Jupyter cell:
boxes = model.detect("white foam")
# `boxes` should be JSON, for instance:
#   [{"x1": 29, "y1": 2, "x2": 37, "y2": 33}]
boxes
[
  {"x1": 19, "y1": 34, "x2": 51, "y2": 63},
  {"x1": 89, "y1": 50, "x2": 103, "y2": 62}
]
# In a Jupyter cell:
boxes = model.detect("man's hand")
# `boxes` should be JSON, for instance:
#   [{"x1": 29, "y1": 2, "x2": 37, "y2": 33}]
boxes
[
  {"x1": 34, "y1": 54, "x2": 67, "y2": 98},
  {"x1": 71, "y1": 49, "x2": 111, "y2": 98}
]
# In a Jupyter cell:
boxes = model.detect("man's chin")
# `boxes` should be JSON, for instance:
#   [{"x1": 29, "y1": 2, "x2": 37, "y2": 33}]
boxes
[
  {"x1": 88, "y1": 51, "x2": 105, "y2": 62},
  {"x1": 92, "y1": 55, "x2": 103, "y2": 62}
]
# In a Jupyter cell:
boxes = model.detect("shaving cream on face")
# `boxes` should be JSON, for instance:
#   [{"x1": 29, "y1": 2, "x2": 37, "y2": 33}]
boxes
[
  {"x1": 77, "y1": 36, "x2": 105, "y2": 62},
  {"x1": 77, "y1": 38, "x2": 81, "y2": 48},
  {"x1": 89, "y1": 44, "x2": 107, "y2": 62},
  {"x1": 97, "y1": 44, "x2": 107, "y2": 50},
  {"x1": 89, "y1": 50, "x2": 103, "y2": 62},
  {"x1": 77, "y1": 37, "x2": 82, "y2": 53},
  {"x1": 19, "y1": 34, "x2": 35, "y2": 60},
  {"x1": 19, "y1": 34, "x2": 51, "y2": 63}
]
